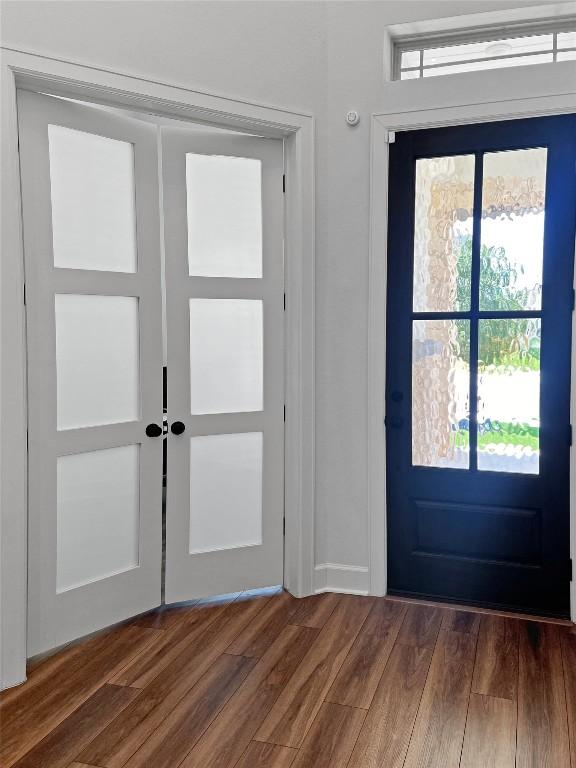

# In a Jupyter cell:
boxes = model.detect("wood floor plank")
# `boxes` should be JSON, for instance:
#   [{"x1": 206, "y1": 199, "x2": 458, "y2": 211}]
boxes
[
  {"x1": 78, "y1": 594, "x2": 272, "y2": 768},
  {"x1": 129, "y1": 593, "x2": 246, "y2": 631},
  {"x1": 234, "y1": 742, "x2": 298, "y2": 768},
  {"x1": 180, "y1": 625, "x2": 318, "y2": 768},
  {"x1": 395, "y1": 603, "x2": 444, "y2": 648},
  {"x1": 516, "y1": 620, "x2": 571, "y2": 768},
  {"x1": 561, "y1": 626, "x2": 576, "y2": 768},
  {"x1": 459, "y1": 693, "x2": 516, "y2": 768},
  {"x1": 442, "y1": 609, "x2": 481, "y2": 635},
  {"x1": 68, "y1": 764, "x2": 103, "y2": 768},
  {"x1": 254, "y1": 595, "x2": 373, "y2": 748},
  {"x1": 226, "y1": 590, "x2": 299, "y2": 658},
  {"x1": 129, "y1": 601, "x2": 201, "y2": 630},
  {"x1": 111, "y1": 592, "x2": 240, "y2": 687},
  {"x1": 290, "y1": 702, "x2": 366, "y2": 768},
  {"x1": 472, "y1": 614, "x2": 519, "y2": 700},
  {"x1": 122, "y1": 654, "x2": 255, "y2": 768},
  {"x1": 347, "y1": 643, "x2": 433, "y2": 768},
  {"x1": 325, "y1": 599, "x2": 406, "y2": 708},
  {"x1": 403, "y1": 630, "x2": 477, "y2": 768},
  {"x1": 285, "y1": 593, "x2": 341, "y2": 628},
  {"x1": 0, "y1": 625, "x2": 161, "y2": 767},
  {"x1": 4, "y1": 594, "x2": 573, "y2": 768},
  {"x1": 11, "y1": 684, "x2": 139, "y2": 768}
]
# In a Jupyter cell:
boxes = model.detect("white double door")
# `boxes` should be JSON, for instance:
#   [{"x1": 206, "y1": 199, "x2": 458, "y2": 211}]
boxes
[{"x1": 18, "y1": 91, "x2": 285, "y2": 657}]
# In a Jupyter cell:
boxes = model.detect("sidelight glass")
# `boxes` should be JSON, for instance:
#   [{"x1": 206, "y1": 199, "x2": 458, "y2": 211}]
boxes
[
  {"x1": 55, "y1": 294, "x2": 140, "y2": 430},
  {"x1": 57, "y1": 445, "x2": 140, "y2": 592},
  {"x1": 477, "y1": 318, "x2": 540, "y2": 474},
  {"x1": 48, "y1": 125, "x2": 137, "y2": 272},
  {"x1": 412, "y1": 319, "x2": 470, "y2": 468},
  {"x1": 480, "y1": 148, "x2": 547, "y2": 311},
  {"x1": 186, "y1": 153, "x2": 262, "y2": 278},
  {"x1": 189, "y1": 298, "x2": 263, "y2": 414},
  {"x1": 189, "y1": 432, "x2": 263, "y2": 553},
  {"x1": 413, "y1": 155, "x2": 475, "y2": 312}
]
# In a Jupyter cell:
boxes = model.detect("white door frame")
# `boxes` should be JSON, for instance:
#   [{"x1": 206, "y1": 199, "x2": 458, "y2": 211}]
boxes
[
  {"x1": 368, "y1": 61, "x2": 576, "y2": 620},
  {"x1": 0, "y1": 46, "x2": 316, "y2": 689}
]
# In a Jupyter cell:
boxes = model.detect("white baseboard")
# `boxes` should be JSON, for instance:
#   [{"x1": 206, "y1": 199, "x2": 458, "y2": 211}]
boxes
[{"x1": 313, "y1": 563, "x2": 370, "y2": 595}]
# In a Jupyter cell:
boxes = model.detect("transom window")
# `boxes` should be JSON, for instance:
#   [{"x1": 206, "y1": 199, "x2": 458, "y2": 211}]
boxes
[{"x1": 398, "y1": 28, "x2": 576, "y2": 80}]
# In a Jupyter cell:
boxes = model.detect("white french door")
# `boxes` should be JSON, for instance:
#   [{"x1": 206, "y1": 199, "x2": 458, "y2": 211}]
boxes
[
  {"x1": 18, "y1": 91, "x2": 164, "y2": 656},
  {"x1": 161, "y1": 128, "x2": 285, "y2": 601},
  {"x1": 18, "y1": 92, "x2": 286, "y2": 655}
]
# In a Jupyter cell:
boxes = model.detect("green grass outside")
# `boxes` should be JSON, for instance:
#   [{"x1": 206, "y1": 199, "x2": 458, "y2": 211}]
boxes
[{"x1": 453, "y1": 422, "x2": 539, "y2": 451}]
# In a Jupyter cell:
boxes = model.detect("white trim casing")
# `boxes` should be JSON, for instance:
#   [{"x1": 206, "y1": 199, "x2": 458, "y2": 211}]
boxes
[
  {"x1": 0, "y1": 50, "x2": 29, "y2": 692},
  {"x1": 368, "y1": 58, "x2": 576, "y2": 617},
  {"x1": 314, "y1": 563, "x2": 370, "y2": 595},
  {"x1": 384, "y1": 1, "x2": 576, "y2": 81},
  {"x1": 0, "y1": 46, "x2": 316, "y2": 689}
]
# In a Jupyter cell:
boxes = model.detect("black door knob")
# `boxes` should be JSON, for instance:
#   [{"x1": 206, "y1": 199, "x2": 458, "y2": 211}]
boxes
[
  {"x1": 145, "y1": 423, "x2": 163, "y2": 438},
  {"x1": 171, "y1": 421, "x2": 186, "y2": 435}
]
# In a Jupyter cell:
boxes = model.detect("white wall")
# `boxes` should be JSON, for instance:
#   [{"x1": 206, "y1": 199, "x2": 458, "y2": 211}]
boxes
[{"x1": 1, "y1": 0, "x2": 557, "y2": 587}]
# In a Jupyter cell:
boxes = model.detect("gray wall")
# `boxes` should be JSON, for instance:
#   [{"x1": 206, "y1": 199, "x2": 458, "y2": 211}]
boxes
[{"x1": 1, "y1": 0, "x2": 551, "y2": 578}]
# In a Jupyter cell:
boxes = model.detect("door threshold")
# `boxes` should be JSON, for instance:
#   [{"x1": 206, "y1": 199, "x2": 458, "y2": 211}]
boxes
[{"x1": 386, "y1": 590, "x2": 574, "y2": 627}]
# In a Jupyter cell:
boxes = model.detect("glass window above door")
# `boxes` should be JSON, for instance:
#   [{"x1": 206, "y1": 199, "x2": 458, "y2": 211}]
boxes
[{"x1": 397, "y1": 27, "x2": 576, "y2": 79}]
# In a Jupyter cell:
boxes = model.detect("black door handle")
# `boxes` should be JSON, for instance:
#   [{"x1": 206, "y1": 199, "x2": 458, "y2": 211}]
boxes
[
  {"x1": 171, "y1": 421, "x2": 186, "y2": 435},
  {"x1": 145, "y1": 423, "x2": 163, "y2": 437}
]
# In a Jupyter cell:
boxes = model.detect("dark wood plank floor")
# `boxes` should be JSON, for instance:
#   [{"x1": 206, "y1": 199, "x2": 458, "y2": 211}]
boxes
[{"x1": 1, "y1": 590, "x2": 574, "y2": 768}]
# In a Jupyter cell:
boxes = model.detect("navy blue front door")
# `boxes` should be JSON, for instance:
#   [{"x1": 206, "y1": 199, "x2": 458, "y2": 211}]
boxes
[{"x1": 386, "y1": 115, "x2": 576, "y2": 617}]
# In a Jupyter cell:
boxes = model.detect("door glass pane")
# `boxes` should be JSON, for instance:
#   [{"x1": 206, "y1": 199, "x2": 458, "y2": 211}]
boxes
[
  {"x1": 48, "y1": 125, "x2": 137, "y2": 272},
  {"x1": 55, "y1": 294, "x2": 139, "y2": 430},
  {"x1": 189, "y1": 299, "x2": 263, "y2": 414},
  {"x1": 186, "y1": 153, "x2": 262, "y2": 278},
  {"x1": 412, "y1": 319, "x2": 470, "y2": 468},
  {"x1": 57, "y1": 445, "x2": 139, "y2": 592},
  {"x1": 413, "y1": 155, "x2": 475, "y2": 312},
  {"x1": 401, "y1": 50, "x2": 420, "y2": 68},
  {"x1": 423, "y1": 34, "x2": 553, "y2": 66},
  {"x1": 558, "y1": 31, "x2": 576, "y2": 49},
  {"x1": 478, "y1": 318, "x2": 540, "y2": 474},
  {"x1": 189, "y1": 432, "x2": 262, "y2": 553},
  {"x1": 480, "y1": 148, "x2": 547, "y2": 311}
]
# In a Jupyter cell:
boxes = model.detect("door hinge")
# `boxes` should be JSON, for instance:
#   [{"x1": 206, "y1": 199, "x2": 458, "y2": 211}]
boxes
[
  {"x1": 282, "y1": 174, "x2": 286, "y2": 194},
  {"x1": 283, "y1": 517, "x2": 286, "y2": 536},
  {"x1": 569, "y1": 558, "x2": 573, "y2": 581},
  {"x1": 23, "y1": 283, "x2": 26, "y2": 305},
  {"x1": 283, "y1": 404, "x2": 286, "y2": 422},
  {"x1": 569, "y1": 424, "x2": 573, "y2": 447},
  {"x1": 283, "y1": 292, "x2": 286, "y2": 311}
]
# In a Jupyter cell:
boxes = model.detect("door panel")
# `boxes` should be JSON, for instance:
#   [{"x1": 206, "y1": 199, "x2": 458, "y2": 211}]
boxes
[
  {"x1": 162, "y1": 129, "x2": 284, "y2": 601},
  {"x1": 18, "y1": 91, "x2": 163, "y2": 655},
  {"x1": 386, "y1": 115, "x2": 576, "y2": 617}
]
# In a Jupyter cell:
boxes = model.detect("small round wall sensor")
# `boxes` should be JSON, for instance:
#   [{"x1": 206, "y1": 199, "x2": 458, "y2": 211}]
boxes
[{"x1": 346, "y1": 110, "x2": 360, "y2": 126}]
